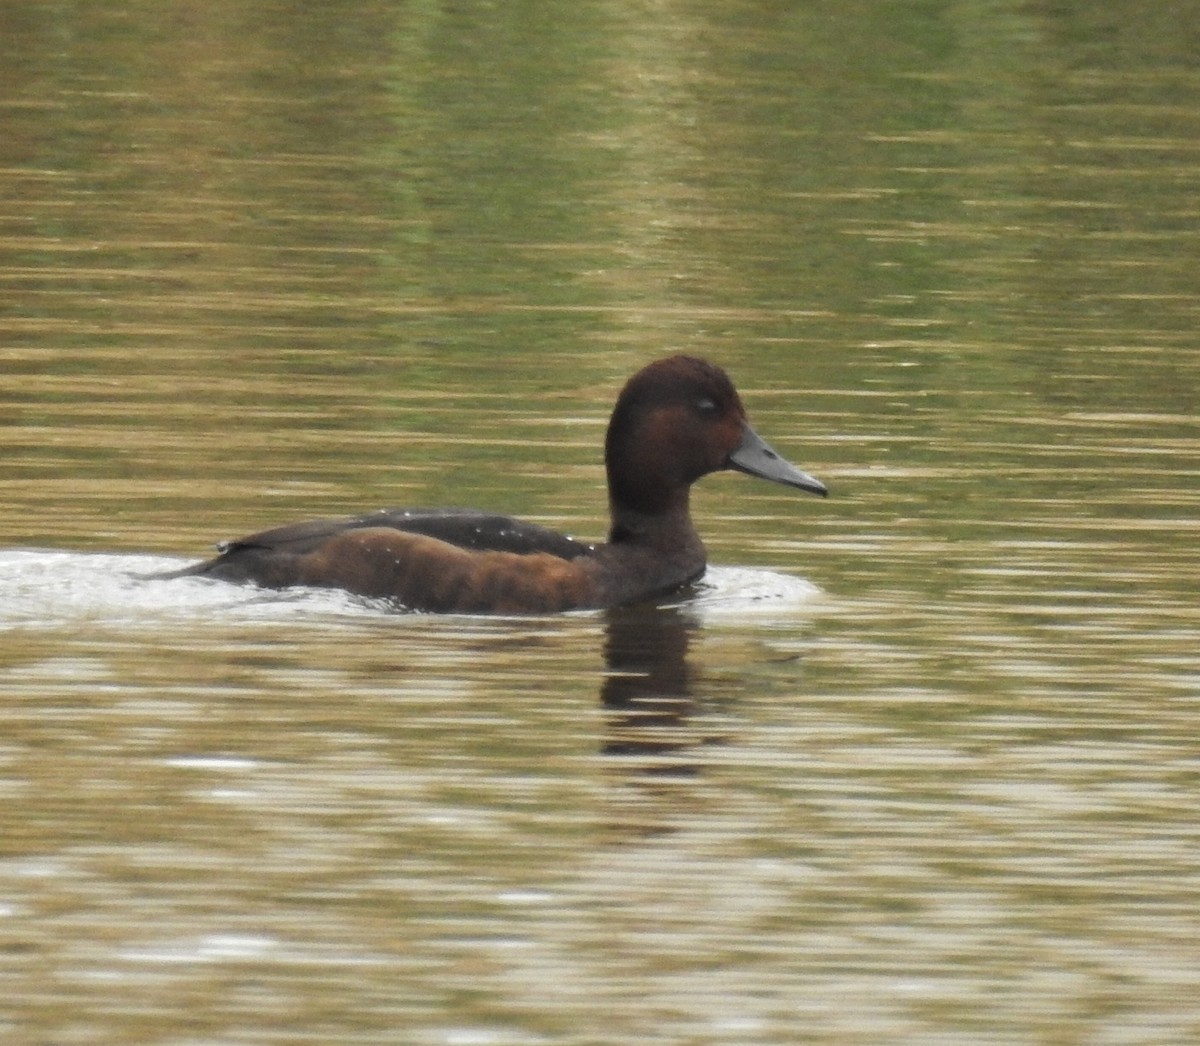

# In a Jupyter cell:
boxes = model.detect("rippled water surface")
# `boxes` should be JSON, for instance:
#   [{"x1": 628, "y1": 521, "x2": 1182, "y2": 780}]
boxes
[{"x1": 3, "y1": 1, "x2": 1199, "y2": 1043}]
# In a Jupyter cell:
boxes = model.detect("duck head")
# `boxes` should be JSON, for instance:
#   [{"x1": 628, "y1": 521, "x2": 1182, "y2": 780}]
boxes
[{"x1": 604, "y1": 355, "x2": 828, "y2": 516}]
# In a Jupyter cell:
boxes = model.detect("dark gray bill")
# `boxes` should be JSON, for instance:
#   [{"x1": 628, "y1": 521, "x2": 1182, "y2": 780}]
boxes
[{"x1": 727, "y1": 425, "x2": 828, "y2": 496}]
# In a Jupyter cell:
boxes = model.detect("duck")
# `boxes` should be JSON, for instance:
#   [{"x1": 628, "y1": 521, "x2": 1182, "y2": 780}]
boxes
[{"x1": 165, "y1": 355, "x2": 827, "y2": 613}]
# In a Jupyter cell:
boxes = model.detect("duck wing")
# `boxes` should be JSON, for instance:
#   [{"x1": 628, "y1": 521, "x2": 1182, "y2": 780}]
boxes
[{"x1": 215, "y1": 508, "x2": 594, "y2": 560}]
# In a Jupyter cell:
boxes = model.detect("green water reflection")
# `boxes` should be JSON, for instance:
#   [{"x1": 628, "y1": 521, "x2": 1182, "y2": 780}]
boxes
[{"x1": 2, "y1": 0, "x2": 1199, "y2": 1043}]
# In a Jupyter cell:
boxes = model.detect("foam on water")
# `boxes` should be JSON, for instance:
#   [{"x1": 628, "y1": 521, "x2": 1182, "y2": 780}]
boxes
[
  {"x1": 0, "y1": 548, "x2": 373, "y2": 631},
  {"x1": 684, "y1": 565, "x2": 823, "y2": 618}
]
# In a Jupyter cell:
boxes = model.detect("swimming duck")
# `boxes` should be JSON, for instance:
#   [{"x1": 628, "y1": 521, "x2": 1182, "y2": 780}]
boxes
[{"x1": 168, "y1": 356, "x2": 827, "y2": 612}]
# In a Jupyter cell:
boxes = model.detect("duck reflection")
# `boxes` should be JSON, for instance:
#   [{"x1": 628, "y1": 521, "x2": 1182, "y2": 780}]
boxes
[{"x1": 600, "y1": 603, "x2": 708, "y2": 778}]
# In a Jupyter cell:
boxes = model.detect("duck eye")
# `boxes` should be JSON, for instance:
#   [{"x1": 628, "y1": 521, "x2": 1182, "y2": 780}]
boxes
[{"x1": 695, "y1": 397, "x2": 718, "y2": 416}]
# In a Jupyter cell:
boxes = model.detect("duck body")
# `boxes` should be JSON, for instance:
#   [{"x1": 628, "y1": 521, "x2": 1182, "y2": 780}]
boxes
[{"x1": 168, "y1": 356, "x2": 827, "y2": 613}]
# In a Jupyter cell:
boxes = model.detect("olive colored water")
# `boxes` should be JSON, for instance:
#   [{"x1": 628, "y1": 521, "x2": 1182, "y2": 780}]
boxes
[{"x1": 2, "y1": 2, "x2": 1199, "y2": 1043}]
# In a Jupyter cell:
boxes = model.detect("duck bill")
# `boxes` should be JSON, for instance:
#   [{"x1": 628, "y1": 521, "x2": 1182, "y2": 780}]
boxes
[{"x1": 728, "y1": 425, "x2": 828, "y2": 496}]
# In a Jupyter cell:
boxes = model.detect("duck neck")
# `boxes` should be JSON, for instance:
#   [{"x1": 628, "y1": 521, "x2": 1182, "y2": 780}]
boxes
[
  {"x1": 607, "y1": 494, "x2": 705, "y2": 562},
  {"x1": 590, "y1": 495, "x2": 706, "y2": 606}
]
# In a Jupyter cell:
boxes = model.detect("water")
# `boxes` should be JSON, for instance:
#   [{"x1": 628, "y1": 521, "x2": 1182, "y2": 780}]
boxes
[{"x1": 3, "y1": 1, "x2": 1200, "y2": 1043}]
